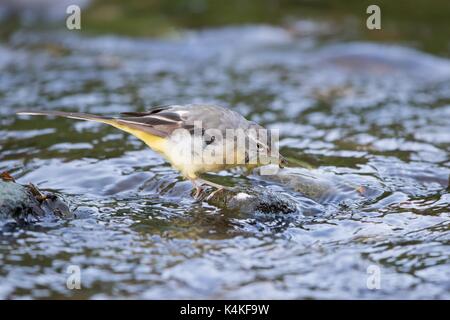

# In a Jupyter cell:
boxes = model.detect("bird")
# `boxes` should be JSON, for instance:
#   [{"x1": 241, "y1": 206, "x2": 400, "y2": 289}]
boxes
[{"x1": 17, "y1": 104, "x2": 286, "y2": 198}]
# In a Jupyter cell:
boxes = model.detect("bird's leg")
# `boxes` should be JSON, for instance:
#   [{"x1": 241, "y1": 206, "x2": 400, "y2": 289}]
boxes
[
  {"x1": 196, "y1": 178, "x2": 235, "y2": 200},
  {"x1": 205, "y1": 187, "x2": 224, "y2": 200},
  {"x1": 196, "y1": 178, "x2": 234, "y2": 191},
  {"x1": 191, "y1": 179, "x2": 204, "y2": 199}
]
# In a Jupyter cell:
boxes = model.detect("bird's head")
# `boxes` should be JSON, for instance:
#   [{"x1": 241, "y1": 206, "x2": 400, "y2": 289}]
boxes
[{"x1": 245, "y1": 123, "x2": 288, "y2": 170}]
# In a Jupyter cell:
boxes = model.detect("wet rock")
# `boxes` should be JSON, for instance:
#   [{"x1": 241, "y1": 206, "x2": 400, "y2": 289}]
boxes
[
  {"x1": 253, "y1": 167, "x2": 383, "y2": 205},
  {"x1": 201, "y1": 166, "x2": 381, "y2": 214},
  {"x1": 206, "y1": 186, "x2": 298, "y2": 214},
  {"x1": 0, "y1": 174, "x2": 71, "y2": 223}
]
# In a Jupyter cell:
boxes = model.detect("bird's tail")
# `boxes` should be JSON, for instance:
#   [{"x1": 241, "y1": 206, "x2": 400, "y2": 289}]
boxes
[
  {"x1": 17, "y1": 110, "x2": 168, "y2": 154},
  {"x1": 16, "y1": 110, "x2": 116, "y2": 125}
]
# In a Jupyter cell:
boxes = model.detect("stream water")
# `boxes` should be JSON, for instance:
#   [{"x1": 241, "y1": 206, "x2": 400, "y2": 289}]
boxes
[{"x1": 0, "y1": 24, "x2": 449, "y2": 299}]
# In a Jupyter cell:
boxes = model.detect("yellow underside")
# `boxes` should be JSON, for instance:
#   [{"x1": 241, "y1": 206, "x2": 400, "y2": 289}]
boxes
[
  {"x1": 102, "y1": 120, "x2": 202, "y2": 178},
  {"x1": 105, "y1": 120, "x2": 167, "y2": 154}
]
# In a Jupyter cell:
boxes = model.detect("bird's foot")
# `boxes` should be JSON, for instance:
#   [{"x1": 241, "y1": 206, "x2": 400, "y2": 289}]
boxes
[
  {"x1": 193, "y1": 185, "x2": 203, "y2": 199},
  {"x1": 205, "y1": 187, "x2": 225, "y2": 201},
  {"x1": 196, "y1": 178, "x2": 235, "y2": 192},
  {"x1": 191, "y1": 178, "x2": 235, "y2": 201}
]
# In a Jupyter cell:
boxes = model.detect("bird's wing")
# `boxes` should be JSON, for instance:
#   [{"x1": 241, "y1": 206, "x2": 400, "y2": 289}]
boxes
[
  {"x1": 117, "y1": 106, "x2": 186, "y2": 137},
  {"x1": 17, "y1": 108, "x2": 183, "y2": 138},
  {"x1": 168, "y1": 104, "x2": 251, "y2": 132},
  {"x1": 120, "y1": 104, "x2": 251, "y2": 136}
]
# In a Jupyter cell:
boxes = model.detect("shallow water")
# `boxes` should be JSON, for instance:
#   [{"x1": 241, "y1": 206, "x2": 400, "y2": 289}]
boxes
[{"x1": 0, "y1": 24, "x2": 449, "y2": 299}]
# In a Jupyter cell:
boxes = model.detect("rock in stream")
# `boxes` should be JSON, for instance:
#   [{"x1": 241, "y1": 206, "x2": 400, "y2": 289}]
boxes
[{"x1": 0, "y1": 172, "x2": 71, "y2": 223}]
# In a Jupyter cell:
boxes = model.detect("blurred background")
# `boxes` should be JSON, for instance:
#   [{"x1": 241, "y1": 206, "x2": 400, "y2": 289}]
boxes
[
  {"x1": 1, "y1": 0, "x2": 449, "y2": 55},
  {"x1": 0, "y1": 0, "x2": 449, "y2": 300}
]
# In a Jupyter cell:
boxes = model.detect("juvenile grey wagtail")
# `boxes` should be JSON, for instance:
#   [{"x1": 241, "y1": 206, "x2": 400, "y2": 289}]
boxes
[{"x1": 17, "y1": 104, "x2": 286, "y2": 198}]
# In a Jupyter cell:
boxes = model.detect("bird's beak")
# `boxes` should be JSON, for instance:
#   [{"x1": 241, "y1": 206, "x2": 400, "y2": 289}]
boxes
[{"x1": 279, "y1": 155, "x2": 288, "y2": 168}]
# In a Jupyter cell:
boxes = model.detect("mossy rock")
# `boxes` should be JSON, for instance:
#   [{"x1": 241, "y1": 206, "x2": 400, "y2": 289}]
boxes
[{"x1": 0, "y1": 180, "x2": 71, "y2": 223}]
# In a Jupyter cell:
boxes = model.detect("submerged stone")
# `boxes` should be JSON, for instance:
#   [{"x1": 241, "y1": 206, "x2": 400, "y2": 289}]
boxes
[
  {"x1": 0, "y1": 177, "x2": 72, "y2": 223},
  {"x1": 206, "y1": 186, "x2": 298, "y2": 214},
  {"x1": 254, "y1": 167, "x2": 382, "y2": 205}
]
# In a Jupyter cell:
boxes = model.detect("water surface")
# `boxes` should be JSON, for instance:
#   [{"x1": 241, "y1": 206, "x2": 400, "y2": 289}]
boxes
[{"x1": 0, "y1": 24, "x2": 449, "y2": 299}]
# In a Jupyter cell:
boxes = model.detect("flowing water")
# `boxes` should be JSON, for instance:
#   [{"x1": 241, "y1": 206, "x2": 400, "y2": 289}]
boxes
[{"x1": 0, "y1": 24, "x2": 449, "y2": 299}]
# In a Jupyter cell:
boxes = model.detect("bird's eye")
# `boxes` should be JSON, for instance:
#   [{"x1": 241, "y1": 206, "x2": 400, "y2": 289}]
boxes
[
  {"x1": 205, "y1": 135, "x2": 215, "y2": 145},
  {"x1": 257, "y1": 143, "x2": 261, "y2": 148}
]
